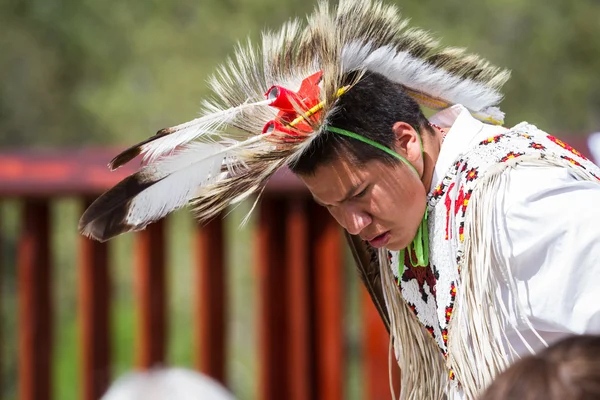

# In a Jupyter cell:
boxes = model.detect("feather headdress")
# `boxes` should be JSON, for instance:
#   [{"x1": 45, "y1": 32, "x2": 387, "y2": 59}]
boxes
[{"x1": 79, "y1": 0, "x2": 510, "y2": 242}]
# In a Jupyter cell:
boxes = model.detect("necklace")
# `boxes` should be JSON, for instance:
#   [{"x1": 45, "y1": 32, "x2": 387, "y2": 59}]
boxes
[
  {"x1": 394, "y1": 124, "x2": 440, "y2": 278},
  {"x1": 429, "y1": 121, "x2": 449, "y2": 143},
  {"x1": 397, "y1": 207, "x2": 430, "y2": 280}
]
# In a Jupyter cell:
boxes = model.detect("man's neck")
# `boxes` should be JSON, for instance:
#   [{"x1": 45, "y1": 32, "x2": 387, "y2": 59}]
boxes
[{"x1": 420, "y1": 127, "x2": 445, "y2": 191}]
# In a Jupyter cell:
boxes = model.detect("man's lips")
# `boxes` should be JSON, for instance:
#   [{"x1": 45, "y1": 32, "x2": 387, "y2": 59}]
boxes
[{"x1": 365, "y1": 231, "x2": 391, "y2": 248}]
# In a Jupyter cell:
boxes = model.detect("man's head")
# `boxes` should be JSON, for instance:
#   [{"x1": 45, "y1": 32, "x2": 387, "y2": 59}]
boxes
[{"x1": 289, "y1": 72, "x2": 438, "y2": 251}]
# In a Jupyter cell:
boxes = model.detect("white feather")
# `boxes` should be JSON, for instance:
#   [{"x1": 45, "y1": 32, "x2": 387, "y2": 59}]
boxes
[
  {"x1": 141, "y1": 99, "x2": 272, "y2": 162},
  {"x1": 475, "y1": 106, "x2": 505, "y2": 124},
  {"x1": 341, "y1": 42, "x2": 504, "y2": 113},
  {"x1": 126, "y1": 132, "x2": 273, "y2": 227},
  {"x1": 126, "y1": 143, "x2": 227, "y2": 227}
]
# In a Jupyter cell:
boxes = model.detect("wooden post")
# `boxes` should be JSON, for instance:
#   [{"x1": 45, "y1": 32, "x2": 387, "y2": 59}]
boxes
[
  {"x1": 194, "y1": 218, "x2": 227, "y2": 384},
  {"x1": 363, "y1": 287, "x2": 401, "y2": 399},
  {"x1": 256, "y1": 197, "x2": 289, "y2": 400},
  {"x1": 286, "y1": 198, "x2": 313, "y2": 400},
  {"x1": 134, "y1": 221, "x2": 167, "y2": 368},
  {"x1": 18, "y1": 199, "x2": 52, "y2": 400},
  {"x1": 310, "y1": 204, "x2": 343, "y2": 400},
  {"x1": 78, "y1": 199, "x2": 111, "y2": 400}
]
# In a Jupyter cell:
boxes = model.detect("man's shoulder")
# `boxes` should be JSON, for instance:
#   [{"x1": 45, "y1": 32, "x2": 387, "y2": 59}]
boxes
[{"x1": 503, "y1": 163, "x2": 586, "y2": 206}]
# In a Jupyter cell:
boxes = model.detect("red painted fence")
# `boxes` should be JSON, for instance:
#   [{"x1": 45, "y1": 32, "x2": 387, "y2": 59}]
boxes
[
  {"x1": 4, "y1": 136, "x2": 593, "y2": 400},
  {"x1": 0, "y1": 148, "x2": 397, "y2": 400}
]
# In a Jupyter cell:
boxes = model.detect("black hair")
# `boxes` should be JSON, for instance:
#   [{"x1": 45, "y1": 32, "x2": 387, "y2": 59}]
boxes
[{"x1": 289, "y1": 72, "x2": 432, "y2": 175}]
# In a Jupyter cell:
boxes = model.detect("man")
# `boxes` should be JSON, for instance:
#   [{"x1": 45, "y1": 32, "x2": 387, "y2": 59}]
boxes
[{"x1": 79, "y1": 1, "x2": 600, "y2": 398}]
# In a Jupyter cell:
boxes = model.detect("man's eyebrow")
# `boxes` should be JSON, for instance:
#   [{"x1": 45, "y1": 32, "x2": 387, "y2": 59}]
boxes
[{"x1": 312, "y1": 182, "x2": 364, "y2": 206}]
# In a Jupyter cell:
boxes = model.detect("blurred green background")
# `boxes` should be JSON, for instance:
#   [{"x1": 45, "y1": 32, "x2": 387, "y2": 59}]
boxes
[{"x1": 1, "y1": 0, "x2": 599, "y2": 399}]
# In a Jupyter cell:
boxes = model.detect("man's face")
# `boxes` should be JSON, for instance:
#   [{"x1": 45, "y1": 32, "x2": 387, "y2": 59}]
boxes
[{"x1": 299, "y1": 153, "x2": 427, "y2": 251}]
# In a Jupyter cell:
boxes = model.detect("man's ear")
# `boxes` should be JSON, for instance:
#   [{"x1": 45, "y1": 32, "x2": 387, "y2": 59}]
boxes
[{"x1": 392, "y1": 122, "x2": 421, "y2": 163}]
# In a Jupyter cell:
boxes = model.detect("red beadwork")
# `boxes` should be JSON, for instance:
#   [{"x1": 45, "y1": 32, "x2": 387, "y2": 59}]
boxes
[{"x1": 428, "y1": 122, "x2": 443, "y2": 131}]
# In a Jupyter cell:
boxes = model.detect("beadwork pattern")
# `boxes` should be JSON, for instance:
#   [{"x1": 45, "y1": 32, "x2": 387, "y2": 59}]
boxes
[{"x1": 391, "y1": 122, "x2": 600, "y2": 359}]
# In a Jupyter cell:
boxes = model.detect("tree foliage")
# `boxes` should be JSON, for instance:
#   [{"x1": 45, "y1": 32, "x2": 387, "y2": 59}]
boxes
[
  {"x1": 0, "y1": 0, "x2": 313, "y2": 147},
  {"x1": 1, "y1": 0, "x2": 599, "y2": 149}
]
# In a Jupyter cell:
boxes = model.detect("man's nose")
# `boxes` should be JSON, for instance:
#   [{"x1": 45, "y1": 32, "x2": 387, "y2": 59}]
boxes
[{"x1": 331, "y1": 206, "x2": 371, "y2": 235}]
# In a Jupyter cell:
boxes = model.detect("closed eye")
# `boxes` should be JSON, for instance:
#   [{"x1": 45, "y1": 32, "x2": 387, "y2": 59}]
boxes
[{"x1": 354, "y1": 185, "x2": 369, "y2": 199}]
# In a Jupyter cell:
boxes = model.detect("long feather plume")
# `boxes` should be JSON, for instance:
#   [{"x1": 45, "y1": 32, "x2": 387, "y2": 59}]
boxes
[
  {"x1": 80, "y1": 142, "x2": 226, "y2": 241},
  {"x1": 108, "y1": 99, "x2": 272, "y2": 170}
]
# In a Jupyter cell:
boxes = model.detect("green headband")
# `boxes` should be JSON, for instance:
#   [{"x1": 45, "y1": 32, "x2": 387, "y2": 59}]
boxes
[{"x1": 325, "y1": 126, "x2": 421, "y2": 176}]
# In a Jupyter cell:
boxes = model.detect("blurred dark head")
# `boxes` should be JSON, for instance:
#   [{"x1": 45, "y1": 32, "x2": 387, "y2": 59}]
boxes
[{"x1": 480, "y1": 335, "x2": 600, "y2": 400}]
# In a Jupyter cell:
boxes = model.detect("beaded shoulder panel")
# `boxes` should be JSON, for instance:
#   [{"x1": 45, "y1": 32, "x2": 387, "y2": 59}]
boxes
[{"x1": 390, "y1": 122, "x2": 600, "y2": 356}]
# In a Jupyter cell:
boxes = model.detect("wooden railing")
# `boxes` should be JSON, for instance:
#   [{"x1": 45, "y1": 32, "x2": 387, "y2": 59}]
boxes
[{"x1": 0, "y1": 148, "x2": 399, "y2": 400}]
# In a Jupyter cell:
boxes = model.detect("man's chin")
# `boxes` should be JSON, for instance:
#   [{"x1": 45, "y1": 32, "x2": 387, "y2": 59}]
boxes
[{"x1": 385, "y1": 237, "x2": 409, "y2": 252}]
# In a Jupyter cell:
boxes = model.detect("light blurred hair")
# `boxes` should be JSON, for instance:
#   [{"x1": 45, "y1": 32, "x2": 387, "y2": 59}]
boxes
[
  {"x1": 587, "y1": 132, "x2": 600, "y2": 165},
  {"x1": 101, "y1": 368, "x2": 237, "y2": 400},
  {"x1": 479, "y1": 335, "x2": 600, "y2": 400}
]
